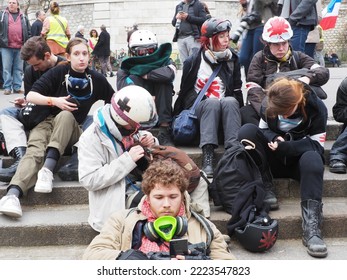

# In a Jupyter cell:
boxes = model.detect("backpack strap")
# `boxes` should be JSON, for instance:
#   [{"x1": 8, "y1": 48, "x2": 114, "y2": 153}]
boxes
[
  {"x1": 191, "y1": 210, "x2": 214, "y2": 252},
  {"x1": 290, "y1": 50, "x2": 299, "y2": 70}
]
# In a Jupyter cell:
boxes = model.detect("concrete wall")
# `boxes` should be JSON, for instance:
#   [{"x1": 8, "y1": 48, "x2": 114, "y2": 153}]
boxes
[{"x1": 6, "y1": 0, "x2": 347, "y2": 57}]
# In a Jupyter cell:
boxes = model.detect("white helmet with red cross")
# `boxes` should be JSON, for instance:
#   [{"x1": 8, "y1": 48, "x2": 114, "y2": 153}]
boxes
[{"x1": 262, "y1": 16, "x2": 293, "y2": 43}]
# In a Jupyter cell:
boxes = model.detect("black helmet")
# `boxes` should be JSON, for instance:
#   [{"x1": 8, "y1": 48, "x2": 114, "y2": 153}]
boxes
[
  {"x1": 201, "y1": 18, "x2": 231, "y2": 38},
  {"x1": 235, "y1": 216, "x2": 278, "y2": 252}
]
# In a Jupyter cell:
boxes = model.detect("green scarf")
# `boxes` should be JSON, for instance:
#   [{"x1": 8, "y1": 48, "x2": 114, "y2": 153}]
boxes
[{"x1": 121, "y1": 43, "x2": 172, "y2": 76}]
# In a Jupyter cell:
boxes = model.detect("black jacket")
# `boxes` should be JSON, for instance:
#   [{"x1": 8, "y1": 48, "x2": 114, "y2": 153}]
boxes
[
  {"x1": 173, "y1": 47, "x2": 243, "y2": 116},
  {"x1": 93, "y1": 30, "x2": 111, "y2": 57},
  {"x1": 332, "y1": 77, "x2": 347, "y2": 129},
  {"x1": 171, "y1": 0, "x2": 207, "y2": 39},
  {"x1": 260, "y1": 86, "x2": 327, "y2": 159}
]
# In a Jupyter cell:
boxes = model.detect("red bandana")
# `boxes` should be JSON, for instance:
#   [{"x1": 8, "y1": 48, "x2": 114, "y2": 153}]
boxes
[{"x1": 139, "y1": 197, "x2": 185, "y2": 254}]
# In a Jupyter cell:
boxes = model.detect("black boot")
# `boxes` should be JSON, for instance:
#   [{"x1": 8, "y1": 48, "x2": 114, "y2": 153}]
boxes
[
  {"x1": 263, "y1": 183, "x2": 279, "y2": 211},
  {"x1": 0, "y1": 147, "x2": 26, "y2": 182},
  {"x1": 301, "y1": 199, "x2": 328, "y2": 258},
  {"x1": 202, "y1": 144, "x2": 215, "y2": 178},
  {"x1": 57, "y1": 151, "x2": 79, "y2": 181},
  {"x1": 157, "y1": 126, "x2": 175, "y2": 146},
  {"x1": 262, "y1": 169, "x2": 279, "y2": 210}
]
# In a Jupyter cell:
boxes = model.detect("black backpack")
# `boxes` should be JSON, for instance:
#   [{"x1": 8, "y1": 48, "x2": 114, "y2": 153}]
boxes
[{"x1": 208, "y1": 140, "x2": 264, "y2": 215}]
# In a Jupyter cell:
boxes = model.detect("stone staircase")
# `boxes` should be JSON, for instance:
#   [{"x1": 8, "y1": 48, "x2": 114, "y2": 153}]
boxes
[{"x1": 1, "y1": 120, "x2": 347, "y2": 260}]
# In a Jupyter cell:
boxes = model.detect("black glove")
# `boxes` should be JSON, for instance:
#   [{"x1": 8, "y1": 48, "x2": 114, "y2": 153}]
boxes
[
  {"x1": 241, "y1": 12, "x2": 262, "y2": 26},
  {"x1": 288, "y1": 18, "x2": 297, "y2": 27}
]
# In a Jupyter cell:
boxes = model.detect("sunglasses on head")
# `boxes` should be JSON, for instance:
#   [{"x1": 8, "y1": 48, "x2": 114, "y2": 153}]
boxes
[{"x1": 131, "y1": 45, "x2": 157, "y2": 56}]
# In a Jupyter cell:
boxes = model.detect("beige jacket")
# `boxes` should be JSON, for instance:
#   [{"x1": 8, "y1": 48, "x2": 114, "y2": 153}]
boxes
[{"x1": 83, "y1": 192, "x2": 236, "y2": 260}]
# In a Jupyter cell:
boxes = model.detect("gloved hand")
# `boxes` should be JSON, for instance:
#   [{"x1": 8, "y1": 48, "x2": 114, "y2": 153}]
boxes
[{"x1": 241, "y1": 12, "x2": 262, "y2": 26}]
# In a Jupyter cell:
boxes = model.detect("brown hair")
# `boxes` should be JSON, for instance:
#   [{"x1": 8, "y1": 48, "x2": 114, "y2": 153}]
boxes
[
  {"x1": 141, "y1": 160, "x2": 188, "y2": 195},
  {"x1": 50, "y1": 1, "x2": 60, "y2": 15},
  {"x1": 89, "y1": 29, "x2": 98, "y2": 38},
  {"x1": 20, "y1": 36, "x2": 51, "y2": 61},
  {"x1": 65, "y1": 37, "x2": 89, "y2": 55},
  {"x1": 266, "y1": 78, "x2": 307, "y2": 120}
]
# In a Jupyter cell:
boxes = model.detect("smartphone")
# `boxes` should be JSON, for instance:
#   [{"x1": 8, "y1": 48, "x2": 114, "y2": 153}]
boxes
[
  {"x1": 67, "y1": 97, "x2": 80, "y2": 106},
  {"x1": 169, "y1": 238, "x2": 188, "y2": 257}
]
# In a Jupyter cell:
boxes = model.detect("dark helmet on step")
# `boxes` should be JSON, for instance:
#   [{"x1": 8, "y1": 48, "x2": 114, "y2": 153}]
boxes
[{"x1": 234, "y1": 215, "x2": 278, "y2": 252}]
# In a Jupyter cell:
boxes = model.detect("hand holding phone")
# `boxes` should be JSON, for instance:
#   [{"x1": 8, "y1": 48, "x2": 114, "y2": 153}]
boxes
[{"x1": 66, "y1": 97, "x2": 80, "y2": 106}]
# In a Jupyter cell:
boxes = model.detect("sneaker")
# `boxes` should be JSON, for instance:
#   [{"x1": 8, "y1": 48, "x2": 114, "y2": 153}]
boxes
[
  {"x1": 329, "y1": 159, "x2": 346, "y2": 174},
  {"x1": 34, "y1": 167, "x2": 53, "y2": 193},
  {"x1": 13, "y1": 89, "x2": 24, "y2": 94},
  {"x1": 0, "y1": 195, "x2": 22, "y2": 218},
  {"x1": 3, "y1": 89, "x2": 11, "y2": 95}
]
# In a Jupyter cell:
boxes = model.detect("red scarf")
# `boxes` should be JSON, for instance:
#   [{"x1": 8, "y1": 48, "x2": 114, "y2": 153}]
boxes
[{"x1": 139, "y1": 197, "x2": 185, "y2": 253}]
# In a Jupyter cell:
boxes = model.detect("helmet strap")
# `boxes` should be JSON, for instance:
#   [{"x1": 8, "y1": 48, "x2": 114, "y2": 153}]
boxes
[{"x1": 111, "y1": 96, "x2": 141, "y2": 131}]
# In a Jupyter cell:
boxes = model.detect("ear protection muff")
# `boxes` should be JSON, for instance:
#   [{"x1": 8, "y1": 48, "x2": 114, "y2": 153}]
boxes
[{"x1": 143, "y1": 216, "x2": 188, "y2": 242}]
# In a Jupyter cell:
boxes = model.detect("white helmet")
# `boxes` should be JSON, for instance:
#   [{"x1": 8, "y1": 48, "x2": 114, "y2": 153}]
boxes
[
  {"x1": 110, "y1": 85, "x2": 158, "y2": 130},
  {"x1": 129, "y1": 30, "x2": 158, "y2": 48},
  {"x1": 262, "y1": 17, "x2": 293, "y2": 43},
  {"x1": 129, "y1": 30, "x2": 158, "y2": 56}
]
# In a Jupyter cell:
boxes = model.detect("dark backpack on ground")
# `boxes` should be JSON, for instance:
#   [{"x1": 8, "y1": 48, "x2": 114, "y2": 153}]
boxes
[{"x1": 208, "y1": 140, "x2": 264, "y2": 215}]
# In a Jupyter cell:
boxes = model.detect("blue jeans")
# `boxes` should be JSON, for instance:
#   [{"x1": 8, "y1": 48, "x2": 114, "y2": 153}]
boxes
[
  {"x1": 177, "y1": 35, "x2": 200, "y2": 64},
  {"x1": 290, "y1": 25, "x2": 310, "y2": 53},
  {"x1": 330, "y1": 126, "x2": 347, "y2": 163},
  {"x1": 1, "y1": 48, "x2": 23, "y2": 91},
  {"x1": 239, "y1": 26, "x2": 264, "y2": 77},
  {"x1": 0, "y1": 106, "x2": 20, "y2": 118},
  {"x1": 304, "y1": 43, "x2": 316, "y2": 58}
]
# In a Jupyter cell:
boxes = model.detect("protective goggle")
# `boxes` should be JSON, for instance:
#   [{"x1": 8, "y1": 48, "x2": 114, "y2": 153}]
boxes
[
  {"x1": 131, "y1": 44, "x2": 157, "y2": 56},
  {"x1": 214, "y1": 20, "x2": 231, "y2": 34}
]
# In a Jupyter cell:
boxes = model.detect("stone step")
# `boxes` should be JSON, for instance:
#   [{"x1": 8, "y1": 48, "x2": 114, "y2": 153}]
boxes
[
  {"x1": 1, "y1": 238, "x2": 347, "y2": 260},
  {"x1": 210, "y1": 197, "x2": 347, "y2": 240},
  {"x1": 1, "y1": 165, "x2": 347, "y2": 208},
  {"x1": 0, "y1": 204, "x2": 95, "y2": 247},
  {"x1": 1, "y1": 197, "x2": 347, "y2": 247},
  {"x1": 0, "y1": 140, "x2": 340, "y2": 171}
]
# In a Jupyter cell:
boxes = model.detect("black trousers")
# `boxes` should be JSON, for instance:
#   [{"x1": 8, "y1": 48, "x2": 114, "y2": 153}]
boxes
[{"x1": 238, "y1": 123, "x2": 324, "y2": 201}]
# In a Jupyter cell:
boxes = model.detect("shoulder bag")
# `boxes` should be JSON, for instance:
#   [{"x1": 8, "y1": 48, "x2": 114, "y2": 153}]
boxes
[{"x1": 171, "y1": 64, "x2": 222, "y2": 145}]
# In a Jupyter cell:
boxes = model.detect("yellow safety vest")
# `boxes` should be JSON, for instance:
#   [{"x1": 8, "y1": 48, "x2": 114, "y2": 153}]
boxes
[{"x1": 46, "y1": 15, "x2": 69, "y2": 48}]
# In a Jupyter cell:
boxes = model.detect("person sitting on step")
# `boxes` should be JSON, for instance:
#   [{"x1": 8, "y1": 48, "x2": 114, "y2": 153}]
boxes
[
  {"x1": 78, "y1": 85, "x2": 159, "y2": 232},
  {"x1": 173, "y1": 18, "x2": 243, "y2": 177},
  {"x1": 0, "y1": 38, "x2": 114, "y2": 218},
  {"x1": 238, "y1": 77, "x2": 328, "y2": 258},
  {"x1": 82, "y1": 159, "x2": 235, "y2": 260},
  {"x1": 329, "y1": 77, "x2": 347, "y2": 174},
  {"x1": 0, "y1": 36, "x2": 66, "y2": 183},
  {"x1": 117, "y1": 30, "x2": 176, "y2": 146}
]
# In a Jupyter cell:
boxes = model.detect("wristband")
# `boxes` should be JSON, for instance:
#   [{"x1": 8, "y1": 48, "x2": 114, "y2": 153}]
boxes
[{"x1": 47, "y1": 97, "x2": 53, "y2": 107}]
